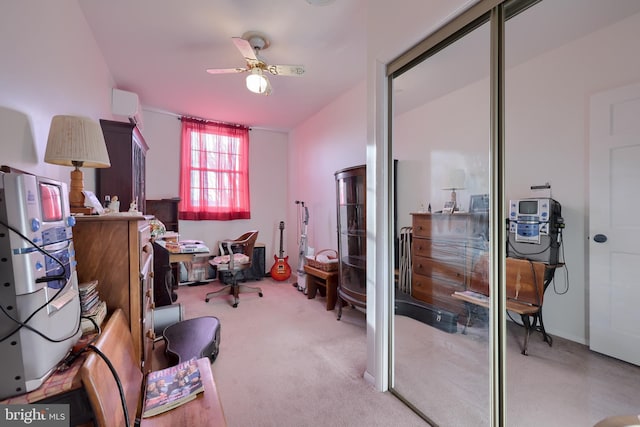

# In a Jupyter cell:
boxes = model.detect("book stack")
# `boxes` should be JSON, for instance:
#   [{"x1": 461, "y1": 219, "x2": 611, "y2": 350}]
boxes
[
  {"x1": 78, "y1": 280, "x2": 107, "y2": 333},
  {"x1": 164, "y1": 240, "x2": 181, "y2": 253}
]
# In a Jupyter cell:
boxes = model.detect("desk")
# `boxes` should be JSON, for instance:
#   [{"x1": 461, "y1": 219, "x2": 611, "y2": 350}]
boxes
[
  {"x1": 304, "y1": 265, "x2": 339, "y2": 310},
  {"x1": 168, "y1": 251, "x2": 214, "y2": 285}
]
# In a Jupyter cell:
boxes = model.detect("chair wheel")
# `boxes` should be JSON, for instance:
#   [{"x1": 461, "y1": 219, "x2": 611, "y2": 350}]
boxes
[
  {"x1": 259, "y1": 292, "x2": 263, "y2": 297},
  {"x1": 205, "y1": 298, "x2": 209, "y2": 302}
]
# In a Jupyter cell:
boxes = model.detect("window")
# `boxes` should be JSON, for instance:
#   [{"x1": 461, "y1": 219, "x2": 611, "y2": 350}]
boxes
[{"x1": 179, "y1": 117, "x2": 250, "y2": 220}]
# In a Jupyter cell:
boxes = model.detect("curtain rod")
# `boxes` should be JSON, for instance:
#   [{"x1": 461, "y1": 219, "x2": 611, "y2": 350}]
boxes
[
  {"x1": 180, "y1": 115, "x2": 248, "y2": 130},
  {"x1": 142, "y1": 106, "x2": 283, "y2": 132}
]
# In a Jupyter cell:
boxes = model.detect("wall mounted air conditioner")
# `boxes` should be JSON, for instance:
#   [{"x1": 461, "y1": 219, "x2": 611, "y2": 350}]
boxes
[{"x1": 111, "y1": 88, "x2": 144, "y2": 130}]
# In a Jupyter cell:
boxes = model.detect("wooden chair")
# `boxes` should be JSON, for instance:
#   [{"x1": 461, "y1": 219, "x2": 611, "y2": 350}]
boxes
[
  {"x1": 206, "y1": 230, "x2": 262, "y2": 308},
  {"x1": 80, "y1": 308, "x2": 227, "y2": 426},
  {"x1": 80, "y1": 308, "x2": 145, "y2": 427}
]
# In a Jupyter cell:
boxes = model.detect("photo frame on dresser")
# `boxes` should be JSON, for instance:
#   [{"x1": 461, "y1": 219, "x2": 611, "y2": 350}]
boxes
[
  {"x1": 469, "y1": 194, "x2": 489, "y2": 213},
  {"x1": 443, "y1": 200, "x2": 456, "y2": 214}
]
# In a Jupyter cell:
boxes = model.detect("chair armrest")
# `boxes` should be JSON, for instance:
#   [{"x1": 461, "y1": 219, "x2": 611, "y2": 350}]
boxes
[{"x1": 224, "y1": 241, "x2": 235, "y2": 270}]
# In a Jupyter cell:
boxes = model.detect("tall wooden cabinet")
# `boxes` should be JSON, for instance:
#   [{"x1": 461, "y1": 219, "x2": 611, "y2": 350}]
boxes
[
  {"x1": 335, "y1": 165, "x2": 366, "y2": 318},
  {"x1": 73, "y1": 215, "x2": 155, "y2": 373},
  {"x1": 98, "y1": 119, "x2": 148, "y2": 212},
  {"x1": 411, "y1": 213, "x2": 487, "y2": 318}
]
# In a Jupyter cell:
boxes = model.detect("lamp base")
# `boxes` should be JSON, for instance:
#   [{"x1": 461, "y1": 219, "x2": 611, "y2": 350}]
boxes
[{"x1": 69, "y1": 165, "x2": 94, "y2": 214}]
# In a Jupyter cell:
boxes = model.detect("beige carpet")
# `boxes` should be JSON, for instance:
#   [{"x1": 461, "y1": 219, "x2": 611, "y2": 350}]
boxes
[
  {"x1": 162, "y1": 278, "x2": 426, "y2": 427},
  {"x1": 156, "y1": 279, "x2": 640, "y2": 427},
  {"x1": 394, "y1": 313, "x2": 640, "y2": 427}
]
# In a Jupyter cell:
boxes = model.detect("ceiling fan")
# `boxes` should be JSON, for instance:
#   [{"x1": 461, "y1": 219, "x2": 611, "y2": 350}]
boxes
[{"x1": 206, "y1": 31, "x2": 305, "y2": 95}]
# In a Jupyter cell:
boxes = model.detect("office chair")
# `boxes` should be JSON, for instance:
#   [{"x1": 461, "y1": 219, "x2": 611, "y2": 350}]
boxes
[{"x1": 205, "y1": 230, "x2": 262, "y2": 308}]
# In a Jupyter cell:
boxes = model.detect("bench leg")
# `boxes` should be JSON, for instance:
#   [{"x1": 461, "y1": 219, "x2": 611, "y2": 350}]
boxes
[
  {"x1": 535, "y1": 309, "x2": 553, "y2": 347},
  {"x1": 306, "y1": 275, "x2": 318, "y2": 299},
  {"x1": 520, "y1": 314, "x2": 532, "y2": 355},
  {"x1": 461, "y1": 303, "x2": 472, "y2": 334}
]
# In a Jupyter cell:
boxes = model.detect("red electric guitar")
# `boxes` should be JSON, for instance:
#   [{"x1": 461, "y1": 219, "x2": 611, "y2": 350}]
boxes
[{"x1": 270, "y1": 221, "x2": 292, "y2": 281}]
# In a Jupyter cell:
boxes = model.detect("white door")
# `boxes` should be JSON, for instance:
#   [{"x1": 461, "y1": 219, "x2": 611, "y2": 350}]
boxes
[{"x1": 589, "y1": 83, "x2": 640, "y2": 366}]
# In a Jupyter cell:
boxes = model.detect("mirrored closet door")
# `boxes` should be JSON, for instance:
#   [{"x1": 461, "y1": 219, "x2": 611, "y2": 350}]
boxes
[
  {"x1": 390, "y1": 15, "x2": 492, "y2": 427},
  {"x1": 388, "y1": 1, "x2": 640, "y2": 425}
]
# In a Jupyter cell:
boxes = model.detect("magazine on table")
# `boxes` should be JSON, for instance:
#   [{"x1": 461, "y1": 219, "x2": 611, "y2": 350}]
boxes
[{"x1": 142, "y1": 358, "x2": 204, "y2": 418}]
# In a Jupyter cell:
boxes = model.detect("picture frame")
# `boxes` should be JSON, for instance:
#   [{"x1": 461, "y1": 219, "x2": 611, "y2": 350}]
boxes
[
  {"x1": 443, "y1": 200, "x2": 456, "y2": 214},
  {"x1": 469, "y1": 194, "x2": 489, "y2": 213}
]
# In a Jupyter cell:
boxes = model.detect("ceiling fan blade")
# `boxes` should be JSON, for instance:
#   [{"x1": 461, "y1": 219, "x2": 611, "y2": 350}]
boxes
[
  {"x1": 232, "y1": 37, "x2": 258, "y2": 61},
  {"x1": 206, "y1": 67, "x2": 248, "y2": 74},
  {"x1": 267, "y1": 64, "x2": 305, "y2": 76}
]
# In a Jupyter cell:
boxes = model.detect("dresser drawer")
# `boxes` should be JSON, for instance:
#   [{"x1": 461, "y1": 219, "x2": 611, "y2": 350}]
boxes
[
  {"x1": 413, "y1": 238, "x2": 466, "y2": 260},
  {"x1": 412, "y1": 213, "x2": 470, "y2": 238},
  {"x1": 413, "y1": 256, "x2": 465, "y2": 284},
  {"x1": 412, "y1": 214, "x2": 432, "y2": 238},
  {"x1": 411, "y1": 273, "x2": 465, "y2": 313}
]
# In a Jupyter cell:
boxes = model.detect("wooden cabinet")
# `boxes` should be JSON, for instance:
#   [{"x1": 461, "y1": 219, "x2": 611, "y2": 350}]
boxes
[
  {"x1": 73, "y1": 215, "x2": 155, "y2": 373},
  {"x1": 97, "y1": 119, "x2": 148, "y2": 212},
  {"x1": 335, "y1": 165, "x2": 366, "y2": 317},
  {"x1": 411, "y1": 213, "x2": 486, "y2": 317},
  {"x1": 146, "y1": 198, "x2": 180, "y2": 232}
]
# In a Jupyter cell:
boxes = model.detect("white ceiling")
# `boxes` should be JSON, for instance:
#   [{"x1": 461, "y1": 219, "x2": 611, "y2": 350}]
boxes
[
  {"x1": 78, "y1": 0, "x2": 640, "y2": 132},
  {"x1": 78, "y1": 0, "x2": 367, "y2": 132},
  {"x1": 393, "y1": 0, "x2": 640, "y2": 115}
]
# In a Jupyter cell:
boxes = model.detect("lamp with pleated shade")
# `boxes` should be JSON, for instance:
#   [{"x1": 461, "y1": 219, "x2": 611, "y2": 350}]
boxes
[{"x1": 44, "y1": 115, "x2": 111, "y2": 214}]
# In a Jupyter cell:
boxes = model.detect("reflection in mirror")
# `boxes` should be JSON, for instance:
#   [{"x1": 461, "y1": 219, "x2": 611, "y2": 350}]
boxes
[
  {"x1": 391, "y1": 19, "x2": 491, "y2": 427},
  {"x1": 504, "y1": 0, "x2": 640, "y2": 425},
  {"x1": 390, "y1": 0, "x2": 640, "y2": 425}
]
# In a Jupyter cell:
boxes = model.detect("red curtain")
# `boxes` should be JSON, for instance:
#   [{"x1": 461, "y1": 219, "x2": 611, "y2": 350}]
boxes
[{"x1": 179, "y1": 117, "x2": 250, "y2": 220}]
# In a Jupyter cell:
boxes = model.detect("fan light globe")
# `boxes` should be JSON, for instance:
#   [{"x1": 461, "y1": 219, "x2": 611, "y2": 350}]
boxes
[{"x1": 246, "y1": 68, "x2": 270, "y2": 94}]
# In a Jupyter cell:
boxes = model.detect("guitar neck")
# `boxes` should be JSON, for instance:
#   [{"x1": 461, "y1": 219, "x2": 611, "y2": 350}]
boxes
[{"x1": 278, "y1": 222, "x2": 285, "y2": 258}]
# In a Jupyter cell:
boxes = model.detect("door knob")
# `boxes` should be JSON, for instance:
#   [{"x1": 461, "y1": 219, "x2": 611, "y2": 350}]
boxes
[{"x1": 593, "y1": 234, "x2": 607, "y2": 243}]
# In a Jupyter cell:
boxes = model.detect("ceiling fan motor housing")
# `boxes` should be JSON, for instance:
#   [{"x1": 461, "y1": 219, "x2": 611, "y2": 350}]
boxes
[{"x1": 242, "y1": 31, "x2": 270, "y2": 52}]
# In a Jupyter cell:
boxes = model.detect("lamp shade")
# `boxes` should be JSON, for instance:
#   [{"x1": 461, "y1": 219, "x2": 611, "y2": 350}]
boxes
[
  {"x1": 246, "y1": 68, "x2": 271, "y2": 94},
  {"x1": 443, "y1": 168, "x2": 466, "y2": 190},
  {"x1": 44, "y1": 115, "x2": 111, "y2": 168}
]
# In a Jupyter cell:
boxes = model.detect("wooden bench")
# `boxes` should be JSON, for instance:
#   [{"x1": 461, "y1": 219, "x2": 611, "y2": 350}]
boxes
[
  {"x1": 80, "y1": 308, "x2": 227, "y2": 426},
  {"x1": 452, "y1": 257, "x2": 550, "y2": 355},
  {"x1": 304, "y1": 265, "x2": 339, "y2": 310}
]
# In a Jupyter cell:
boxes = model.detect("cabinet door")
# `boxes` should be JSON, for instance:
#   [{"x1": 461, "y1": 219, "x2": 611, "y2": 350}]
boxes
[
  {"x1": 98, "y1": 120, "x2": 148, "y2": 211},
  {"x1": 336, "y1": 165, "x2": 366, "y2": 305}
]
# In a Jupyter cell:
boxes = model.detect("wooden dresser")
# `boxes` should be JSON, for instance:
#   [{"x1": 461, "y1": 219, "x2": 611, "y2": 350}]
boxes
[
  {"x1": 411, "y1": 213, "x2": 487, "y2": 318},
  {"x1": 73, "y1": 215, "x2": 155, "y2": 373}
]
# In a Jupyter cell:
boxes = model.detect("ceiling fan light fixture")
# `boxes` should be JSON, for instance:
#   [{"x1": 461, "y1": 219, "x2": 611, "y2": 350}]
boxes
[{"x1": 246, "y1": 68, "x2": 270, "y2": 94}]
